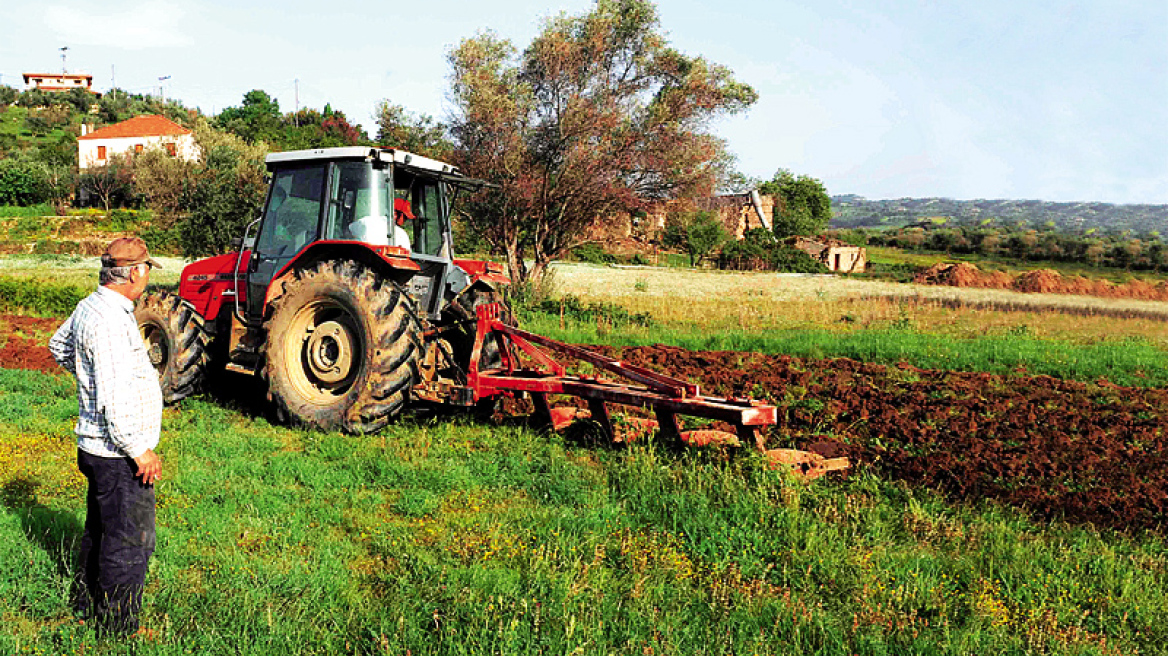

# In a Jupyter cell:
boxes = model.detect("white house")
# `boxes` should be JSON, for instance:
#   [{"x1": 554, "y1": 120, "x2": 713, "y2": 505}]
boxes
[
  {"x1": 23, "y1": 72, "x2": 98, "y2": 95},
  {"x1": 77, "y1": 115, "x2": 199, "y2": 169}
]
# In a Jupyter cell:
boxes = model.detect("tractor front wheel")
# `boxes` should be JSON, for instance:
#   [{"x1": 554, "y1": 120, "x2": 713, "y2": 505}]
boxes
[
  {"x1": 263, "y1": 260, "x2": 421, "y2": 433},
  {"x1": 135, "y1": 290, "x2": 209, "y2": 404}
]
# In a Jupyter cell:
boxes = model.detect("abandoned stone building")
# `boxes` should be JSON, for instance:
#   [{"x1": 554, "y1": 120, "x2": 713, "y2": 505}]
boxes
[
  {"x1": 787, "y1": 237, "x2": 867, "y2": 273},
  {"x1": 589, "y1": 191, "x2": 867, "y2": 273}
]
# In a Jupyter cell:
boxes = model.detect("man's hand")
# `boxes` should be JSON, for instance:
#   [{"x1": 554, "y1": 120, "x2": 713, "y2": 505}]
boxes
[{"x1": 134, "y1": 449, "x2": 161, "y2": 485}]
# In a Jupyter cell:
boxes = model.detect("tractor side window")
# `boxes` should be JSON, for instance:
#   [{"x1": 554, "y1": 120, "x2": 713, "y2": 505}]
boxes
[
  {"x1": 414, "y1": 182, "x2": 446, "y2": 257},
  {"x1": 255, "y1": 165, "x2": 325, "y2": 257}
]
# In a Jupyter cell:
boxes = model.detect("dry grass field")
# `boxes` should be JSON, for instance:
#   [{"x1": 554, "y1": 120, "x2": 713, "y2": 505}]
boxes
[{"x1": 549, "y1": 262, "x2": 1168, "y2": 347}]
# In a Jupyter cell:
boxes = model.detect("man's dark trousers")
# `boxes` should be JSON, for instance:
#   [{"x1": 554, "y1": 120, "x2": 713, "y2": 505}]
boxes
[{"x1": 75, "y1": 449, "x2": 156, "y2": 638}]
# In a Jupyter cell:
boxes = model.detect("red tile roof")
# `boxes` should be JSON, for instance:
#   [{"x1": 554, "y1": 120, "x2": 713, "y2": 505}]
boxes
[
  {"x1": 24, "y1": 72, "x2": 93, "y2": 81},
  {"x1": 78, "y1": 115, "x2": 192, "y2": 140}
]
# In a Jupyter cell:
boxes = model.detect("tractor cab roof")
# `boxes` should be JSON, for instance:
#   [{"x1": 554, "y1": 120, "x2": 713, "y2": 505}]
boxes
[{"x1": 265, "y1": 147, "x2": 493, "y2": 190}]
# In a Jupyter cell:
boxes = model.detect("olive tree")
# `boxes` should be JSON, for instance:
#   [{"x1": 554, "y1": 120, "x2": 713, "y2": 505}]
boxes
[
  {"x1": 759, "y1": 169, "x2": 832, "y2": 238},
  {"x1": 447, "y1": 0, "x2": 757, "y2": 289}
]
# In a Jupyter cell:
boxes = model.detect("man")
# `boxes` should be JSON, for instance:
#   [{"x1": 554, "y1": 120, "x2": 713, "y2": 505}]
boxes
[
  {"x1": 392, "y1": 197, "x2": 414, "y2": 252},
  {"x1": 48, "y1": 237, "x2": 164, "y2": 639}
]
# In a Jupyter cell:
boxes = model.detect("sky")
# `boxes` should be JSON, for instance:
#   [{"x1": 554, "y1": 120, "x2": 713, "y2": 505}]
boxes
[{"x1": 2, "y1": 0, "x2": 1165, "y2": 204}]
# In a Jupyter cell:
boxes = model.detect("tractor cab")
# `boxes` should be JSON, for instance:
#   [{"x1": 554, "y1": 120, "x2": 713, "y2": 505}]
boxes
[{"x1": 242, "y1": 147, "x2": 470, "y2": 323}]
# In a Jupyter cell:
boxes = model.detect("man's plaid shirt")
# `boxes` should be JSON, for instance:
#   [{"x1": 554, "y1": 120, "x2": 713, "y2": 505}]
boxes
[{"x1": 49, "y1": 286, "x2": 162, "y2": 459}]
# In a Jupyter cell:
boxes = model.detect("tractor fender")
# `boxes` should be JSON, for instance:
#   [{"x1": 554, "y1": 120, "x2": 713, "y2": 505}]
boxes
[
  {"x1": 264, "y1": 241, "x2": 420, "y2": 313},
  {"x1": 453, "y1": 258, "x2": 511, "y2": 288}
]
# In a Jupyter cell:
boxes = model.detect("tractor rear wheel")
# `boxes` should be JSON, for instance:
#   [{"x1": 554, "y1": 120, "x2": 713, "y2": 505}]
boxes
[
  {"x1": 135, "y1": 290, "x2": 209, "y2": 404},
  {"x1": 263, "y1": 260, "x2": 421, "y2": 433}
]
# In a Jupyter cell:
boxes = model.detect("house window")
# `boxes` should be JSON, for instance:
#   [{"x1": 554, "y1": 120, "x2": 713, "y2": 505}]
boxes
[
  {"x1": 164, "y1": 142, "x2": 176, "y2": 156},
  {"x1": 97, "y1": 146, "x2": 107, "y2": 159},
  {"x1": 135, "y1": 144, "x2": 144, "y2": 154}
]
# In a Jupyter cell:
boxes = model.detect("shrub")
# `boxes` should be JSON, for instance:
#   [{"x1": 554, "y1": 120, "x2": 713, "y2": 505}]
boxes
[
  {"x1": 718, "y1": 228, "x2": 827, "y2": 273},
  {"x1": 528, "y1": 293, "x2": 654, "y2": 328},
  {"x1": 571, "y1": 243, "x2": 616, "y2": 264},
  {"x1": 0, "y1": 159, "x2": 51, "y2": 206}
]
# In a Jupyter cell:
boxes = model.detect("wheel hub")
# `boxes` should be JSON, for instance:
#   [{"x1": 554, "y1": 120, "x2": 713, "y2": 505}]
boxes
[
  {"x1": 140, "y1": 325, "x2": 167, "y2": 371},
  {"x1": 305, "y1": 320, "x2": 355, "y2": 384}
]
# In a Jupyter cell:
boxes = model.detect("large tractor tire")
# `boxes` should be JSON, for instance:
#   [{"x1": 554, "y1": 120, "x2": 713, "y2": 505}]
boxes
[
  {"x1": 263, "y1": 259, "x2": 421, "y2": 433},
  {"x1": 135, "y1": 290, "x2": 209, "y2": 404}
]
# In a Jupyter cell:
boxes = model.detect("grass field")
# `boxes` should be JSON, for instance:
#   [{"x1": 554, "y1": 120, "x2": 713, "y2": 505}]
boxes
[
  {"x1": 2, "y1": 257, "x2": 1167, "y2": 654},
  {"x1": 2, "y1": 369, "x2": 1165, "y2": 655}
]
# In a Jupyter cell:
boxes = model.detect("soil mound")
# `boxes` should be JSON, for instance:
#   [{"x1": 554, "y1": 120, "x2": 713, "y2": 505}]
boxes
[
  {"x1": 1013, "y1": 269, "x2": 1062, "y2": 293},
  {"x1": 916, "y1": 262, "x2": 1168, "y2": 302}
]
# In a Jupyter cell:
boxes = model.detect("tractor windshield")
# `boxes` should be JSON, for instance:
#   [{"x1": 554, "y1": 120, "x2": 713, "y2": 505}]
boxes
[{"x1": 254, "y1": 164, "x2": 326, "y2": 258}]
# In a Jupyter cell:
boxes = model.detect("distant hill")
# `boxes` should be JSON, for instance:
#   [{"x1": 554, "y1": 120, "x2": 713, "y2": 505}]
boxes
[{"x1": 831, "y1": 196, "x2": 1168, "y2": 235}]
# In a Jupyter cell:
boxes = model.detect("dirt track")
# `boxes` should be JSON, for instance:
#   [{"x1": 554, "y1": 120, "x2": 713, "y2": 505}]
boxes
[{"x1": 4, "y1": 315, "x2": 1163, "y2": 533}]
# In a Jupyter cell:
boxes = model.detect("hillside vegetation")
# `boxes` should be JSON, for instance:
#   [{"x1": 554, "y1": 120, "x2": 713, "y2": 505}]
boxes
[{"x1": 833, "y1": 196, "x2": 1168, "y2": 235}]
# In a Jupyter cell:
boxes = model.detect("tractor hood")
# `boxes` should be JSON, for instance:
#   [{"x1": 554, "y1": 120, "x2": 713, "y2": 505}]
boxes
[{"x1": 179, "y1": 251, "x2": 250, "y2": 322}]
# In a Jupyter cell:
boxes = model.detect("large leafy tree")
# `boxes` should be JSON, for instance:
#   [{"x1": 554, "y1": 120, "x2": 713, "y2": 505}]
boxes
[
  {"x1": 447, "y1": 0, "x2": 757, "y2": 288},
  {"x1": 759, "y1": 169, "x2": 832, "y2": 238},
  {"x1": 374, "y1": 100, "x2": 452, "y2": 160},
  {"x1": 217, "y1": 90, "x2": 283, "y2": 145}
]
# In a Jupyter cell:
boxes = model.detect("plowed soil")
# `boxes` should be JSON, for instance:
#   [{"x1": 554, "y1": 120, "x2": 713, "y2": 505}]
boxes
[
  {"x1": 3, "y1": 314, "x2": 1163, "y2": 533},
  {"x1": 588, "y1": 344, "x2": 1168, "y2": 533},
  {"x1": 0, "y1": 315, "x2": 62, "y2": 373}
]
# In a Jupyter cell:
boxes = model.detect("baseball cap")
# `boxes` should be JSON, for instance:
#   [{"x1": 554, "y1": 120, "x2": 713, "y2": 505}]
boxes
[
  {"x1": 101, "y1": 237, "x2": 162, "y2": 269},
  {"x1": 393, "y1": 198, "x2": 416, "y2": 220}
]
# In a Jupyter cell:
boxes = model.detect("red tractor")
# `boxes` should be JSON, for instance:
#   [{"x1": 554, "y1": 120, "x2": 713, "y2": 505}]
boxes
[
  {"x1": 136, "y1": 146, "x2": 511, "y2": 433},
  {"x1": 136, "y1": 147, "x2": 793, "y2": 462}
]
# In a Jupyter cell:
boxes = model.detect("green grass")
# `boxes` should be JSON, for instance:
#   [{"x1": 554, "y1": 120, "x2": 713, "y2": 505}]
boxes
[
  {"x1": 0, "y1": 256, "x2": 187, "y2": 292},
  {"x1": 866, "y1": 246, "x2": 1168, "y2": 284},
  {"x1": 0, "y1": 204, "x2": 56, "y2": 219},
  {"x1": 0, "y1": 275, "x2": 88, "y2": 316},
  {"x1": 0, "y1": 368, "x2": 1164, "y2": 654}
]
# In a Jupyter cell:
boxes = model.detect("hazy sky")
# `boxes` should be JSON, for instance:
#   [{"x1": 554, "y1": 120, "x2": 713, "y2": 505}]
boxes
[{"x1": 3, "y1": 0, "x2": 1165, "y2": 204}]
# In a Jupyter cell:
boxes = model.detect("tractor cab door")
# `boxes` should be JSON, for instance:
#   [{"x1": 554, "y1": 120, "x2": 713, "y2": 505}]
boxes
[
  {"x1": 246, "y1": 163, "x2": 326, "y2": 320},
  {"x1": 396, "y1": 170, "x2": 454, "y2": 319}
]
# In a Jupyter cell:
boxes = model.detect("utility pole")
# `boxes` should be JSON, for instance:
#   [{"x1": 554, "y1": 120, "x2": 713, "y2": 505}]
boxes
[
  {"x1": 158, "y1": 75, "x2": 170, "y2": 103},
  {"x1": 60, "y1": 46, "x2": 69, "y2": 74}
]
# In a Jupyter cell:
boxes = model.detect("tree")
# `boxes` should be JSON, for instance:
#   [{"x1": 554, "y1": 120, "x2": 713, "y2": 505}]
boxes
[
  {"x1": 662, "y1": 209, "x2": 727, "y2": 266},
  {"x1": 758, "y1": 169, "x2": 832, "y2": 238},
  {"x1": 177, "y1": 121, "x2": 268, "y2": 256},
  {"x1": 448, "y1": 0, "x2": 757, "y2": 289},
  {"x1": 79, "y1": 153, "x2": 135, "y2": 211},
  {"x1": 133, "y1": 146, "x2": 197, "y2": 222},
  {"x1": 0, "y1": 85, "x2": 17, "y2": 106},
  {"x1": 374, "y1": 100, "x2": 452, "y2": 160},
  {"x1": 217, "y1": 90, "x2": 283, "y2": 145}
]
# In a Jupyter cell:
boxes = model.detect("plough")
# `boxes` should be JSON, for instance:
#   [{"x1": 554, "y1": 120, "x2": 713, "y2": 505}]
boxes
[{"x1": 465, "y1": 304, "x2": 850, "y2": 479}]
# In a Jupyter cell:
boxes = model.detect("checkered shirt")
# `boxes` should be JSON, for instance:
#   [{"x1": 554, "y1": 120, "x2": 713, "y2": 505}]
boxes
[{"x1": 49, "y1": 286, "x2": 162, "y2": 459}]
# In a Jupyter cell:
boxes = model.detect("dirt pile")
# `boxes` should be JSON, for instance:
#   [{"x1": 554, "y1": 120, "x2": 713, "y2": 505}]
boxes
[{"x1": 915, "y1": 263, "x2": 1168, "y2": 301}]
